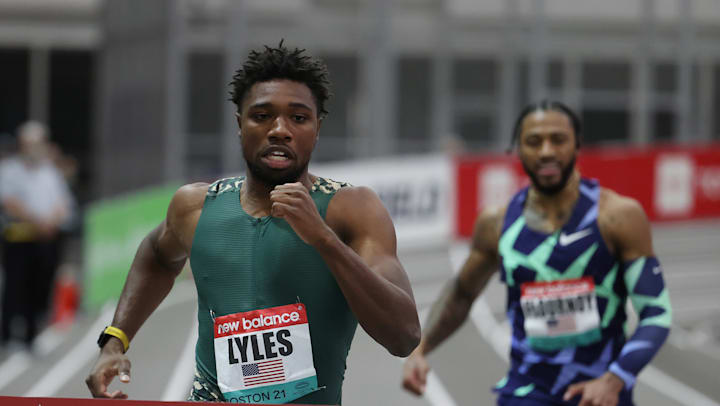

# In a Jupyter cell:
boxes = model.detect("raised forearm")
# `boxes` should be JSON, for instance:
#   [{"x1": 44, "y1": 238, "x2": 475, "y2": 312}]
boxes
[
  {"x1": 421, "y1": 245, "x2": 497, "y2": 356},
  {"x1": 110, "y1": 236, "x2": 185, "y2": 343},
  {"x1": 419, "y1": 279, "x2": 474, "y2": 355},
  {"x1": 315, "y1": 234, "x2": 420, "y2": 357}
]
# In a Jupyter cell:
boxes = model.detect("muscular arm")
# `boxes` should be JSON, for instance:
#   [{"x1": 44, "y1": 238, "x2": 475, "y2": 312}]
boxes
[
  {"x1": 401, "y1": 207, "x2": 503, "y2": 396},
  {"x1": 320, "y1": 186, "x2": 420, "y2": 357},
  {"x1": 106, "y1": 226, "x2": 185, "y2": 345},
  {"x1": 417, "y1": 206, "x2": 504, "y2": 355},
  {"x1": 605, "y1": 196, "x2": 671, "y2": 389},
  {"x1": 566, "y1": 194, "x2": 672, "y2": 404},
  {"x1": 270, "y1": 183, "x2": 420, "y2": 356},
  {"x1": 86, "y1": 183, "x2": 205, "y2": 398},
  {"x1": 107, "y1": 183, "x2": 205, "y2": 346}
]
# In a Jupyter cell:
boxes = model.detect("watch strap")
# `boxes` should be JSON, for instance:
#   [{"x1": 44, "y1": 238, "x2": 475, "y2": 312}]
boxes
[{"x1": 101, "y1": 326, "x2": 130, "y2": 353}]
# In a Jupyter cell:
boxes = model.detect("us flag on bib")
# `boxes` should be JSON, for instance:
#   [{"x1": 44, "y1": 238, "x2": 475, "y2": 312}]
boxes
[{"x1": 242, "y1": 359, "x2": 285, "y2": 387}]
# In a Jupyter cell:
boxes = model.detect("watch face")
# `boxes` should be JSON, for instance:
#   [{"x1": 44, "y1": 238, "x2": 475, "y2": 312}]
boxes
[{"x1": 98, "y1": 329, "x2": 110, "y2": 347}]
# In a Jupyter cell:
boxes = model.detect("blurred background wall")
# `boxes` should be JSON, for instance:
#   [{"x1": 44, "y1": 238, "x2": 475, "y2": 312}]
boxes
[{"x1": 2, "y1": 0, "x2": 720, "y2": 201}]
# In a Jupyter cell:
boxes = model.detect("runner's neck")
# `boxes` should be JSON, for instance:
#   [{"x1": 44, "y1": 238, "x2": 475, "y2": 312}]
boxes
[{"x1": 526, "y1": 171, "x2": 581, "y2": 229}]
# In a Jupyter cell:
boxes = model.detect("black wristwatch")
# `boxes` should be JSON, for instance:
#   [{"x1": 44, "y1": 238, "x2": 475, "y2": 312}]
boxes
[
  {"x1": 97, "y1": 326, "x2": 130, "y2": 353},
  {"x1": 97, "y1": 329, "x2": 113, "y2": 348}
]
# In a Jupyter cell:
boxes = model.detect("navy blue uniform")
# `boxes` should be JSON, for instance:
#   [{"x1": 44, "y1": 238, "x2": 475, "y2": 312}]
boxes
[{"x1": 494, "y1": 179, "x2": 671, "y2": 405}]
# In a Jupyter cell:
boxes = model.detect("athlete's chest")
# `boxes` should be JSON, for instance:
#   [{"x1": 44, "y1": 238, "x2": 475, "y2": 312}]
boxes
[
  {"x1": 501, "y1": 220, "x2": 603, "y2": 280},
  {"x1": 192, "y1": 211, "x2": 319, "y2": 269},
  {"x1": 498, "y1": 197, "x2": 619, "y2": 288}
]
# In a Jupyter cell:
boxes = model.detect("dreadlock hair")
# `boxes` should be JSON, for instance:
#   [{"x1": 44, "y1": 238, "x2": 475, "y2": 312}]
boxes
[
  {"x1": 230, "y1": 41, "x2": 332, "y2": 119},
  {"x1": 509, "y1": 99, "x2": 582, "y2": 151}
]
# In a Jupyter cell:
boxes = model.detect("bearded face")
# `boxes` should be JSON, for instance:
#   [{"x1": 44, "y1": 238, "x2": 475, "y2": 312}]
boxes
[
  {"x1": 517, "y1": 110, "x2": 578, "y2": 196},
  {"x1": 521, "y1": 155, "x2": 576, "y2": 196}
]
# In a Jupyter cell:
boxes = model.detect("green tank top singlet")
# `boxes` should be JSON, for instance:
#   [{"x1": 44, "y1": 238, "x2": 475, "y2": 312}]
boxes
[{"x1": 189, "y1": 176, "x2": 358, "y2": 404}]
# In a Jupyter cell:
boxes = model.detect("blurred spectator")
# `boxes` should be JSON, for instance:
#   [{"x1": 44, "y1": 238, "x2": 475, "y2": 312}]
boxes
[
  {"x1": 48, "y1": 141, "x2": 79, "y2": 189},
  {"x1": 0, "y1": 133, "x2": 16, "y2": 234},
  {"x1": 0, "y1": 133, "x2": 15, "y2": 161},
  {"x1": 0, "y1": 121, "x2": 73, "y2": 350}
]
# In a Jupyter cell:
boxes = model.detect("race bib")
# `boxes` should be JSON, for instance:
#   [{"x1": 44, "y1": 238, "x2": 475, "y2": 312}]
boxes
[
  {"x1": 214, "y1": 303, "x2": 318, "y2": 404},
  {"x1": 520, "y1": 277, "x2": 601, "y2": 351}
]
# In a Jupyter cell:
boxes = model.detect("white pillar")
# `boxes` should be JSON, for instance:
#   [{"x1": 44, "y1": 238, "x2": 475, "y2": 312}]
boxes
[
  {"x1": 431, "y1": 0, "x2": 453, "y2": 151},
  {"x1": 676, "y1": 0, "x2": 694, "y2": 142},
  {"x1": 631, "y1": 0, "x2": 654, "y2": 145},
  {"x1": 356, "y1": 0, "x2": 395, "y2": 158},
  {"x1": 28, "y1": 46, "x2": 50, "y2": 123},
  {"x1": 698, "y1": 60, "x2": 714, "y2": 142},
  {"x1": 528, "y1": 0, "x2": 548, "y2": 102},
  {"x1": 221, "y1": 1, "x2": 248, "y2": 175},
  {"x1": 498, "y1": 0, "x2": 520, "y2": 150}
]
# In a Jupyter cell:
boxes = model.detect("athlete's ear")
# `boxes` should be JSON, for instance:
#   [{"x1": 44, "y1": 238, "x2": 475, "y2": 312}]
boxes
[
  {"x1": 235, "y1": 112, "x2": 242, "y2": 138},
  {"x1": 316, "y1": 118, "x2": 323, "y2": 141}
]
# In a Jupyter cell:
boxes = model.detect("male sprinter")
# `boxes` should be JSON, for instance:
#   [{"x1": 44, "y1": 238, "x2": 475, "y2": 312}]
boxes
[
  {"x1": 86, "y1": 42, "x2": 420, "y2": 404},
  {"x1": 403, "y1": 100, "x2": 671, "y2": 406}
]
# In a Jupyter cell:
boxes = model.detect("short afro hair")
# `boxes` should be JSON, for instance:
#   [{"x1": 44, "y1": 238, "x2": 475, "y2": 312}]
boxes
[{"x1": 230, "y1": 41, "x2": 332, "y2": 119}]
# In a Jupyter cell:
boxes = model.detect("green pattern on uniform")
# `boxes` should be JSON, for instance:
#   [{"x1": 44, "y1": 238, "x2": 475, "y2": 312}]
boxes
[
  {"x1": 623, "y1": 257, "x2": 646, "y2": 294},
  {"x1": 500, "y1": 216, "x2": 607, "y2": 351},
  {"x1": 495, "y1": 376, "x2": 509, "y2": 389},
  {"x1": 632, "y1": 289, "x2": 673, "y2": 328},
  {"x1": 597, "y1": 264, "x2": 621, "y2": 328},
  {"x1": 513, "y1": 383, "x2": 536, "y2": 397},
  {"x1": 495, "y1": 180, "x2": 668, "y2": 400},
  {"x1": 188, "y1": 367, "x2": 223, "y2": 402},
  {"x1": 623, "y1": 257, "x2": 672, "y2": 328},
  {"x1": 527, "y1": 328, "x2": 603, "y2": 352},
  {"x1": 499, "y1": 216, "x2": 600, "y2": 285},
  {"x1": 533, "y1": 243, "x2": 597, "y2": 281},
  {"x1": 499, "y1": 217, "x2": 526, "y2": 287}
]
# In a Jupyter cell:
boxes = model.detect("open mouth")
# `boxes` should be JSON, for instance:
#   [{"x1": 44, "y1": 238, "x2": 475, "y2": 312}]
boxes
[
  {"x1": 260, "y1": 146, "x2": 294, "y2": 169},
  {"x1": 537, "y1": 163, "x2": 561, "y2": 177},
  {"x1": 266, "y1": 150, "x2": 289, "y2": 162}
]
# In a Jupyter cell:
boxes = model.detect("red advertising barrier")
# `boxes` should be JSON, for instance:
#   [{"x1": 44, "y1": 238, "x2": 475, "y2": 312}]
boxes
[
  {"x1": 455, "y1": 144, "x2": 720, "y2": 238},
  {"x1": 0, "y1": 397, "x2": 324, "y2": 405}
]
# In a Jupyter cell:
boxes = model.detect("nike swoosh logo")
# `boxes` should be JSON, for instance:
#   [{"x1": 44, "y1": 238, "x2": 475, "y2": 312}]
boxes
[{"x1": 558, "y1": 228, "x2": 593, "y2": 246}]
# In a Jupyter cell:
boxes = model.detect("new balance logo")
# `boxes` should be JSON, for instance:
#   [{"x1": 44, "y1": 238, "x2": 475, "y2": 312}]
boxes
[{"x1": 559, "y1": 229, "x2": 593, "y2": 246}]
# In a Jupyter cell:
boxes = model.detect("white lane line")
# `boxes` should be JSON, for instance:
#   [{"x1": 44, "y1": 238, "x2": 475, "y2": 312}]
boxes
[
  {"x1": 469, "y1": 298, "x2": 511, "y2": 363},
  {"x1": 409, "y1": 307, "x2": 458, "y2": 406},
  {"x1": 424, "y1": 368, "x2": 458, "y2": 406},
  {"x1": 640, "y1": 366, "x2": 720, "y2": 406},
  {"x1": 449, "y1": 243, "x2": 720, "y2": 406},
  {"x1": 0, "y1": 326, "x2": 67, "y2": 392},
  {"x1": 0, "y1": 351, "x2": 32, "y2": 392},
  {"x1": 34, "y1": 326, "x2": 67, "y2": 355},
  {"x1": 161, "y1": 315, "x2": 198, "y2": 401},
  {"x1": 24, "y1": 302, "x2": 115, "y2": 397},
  {"x1": 25, "y1": 280, "x2": 196, "y2": 398}
]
